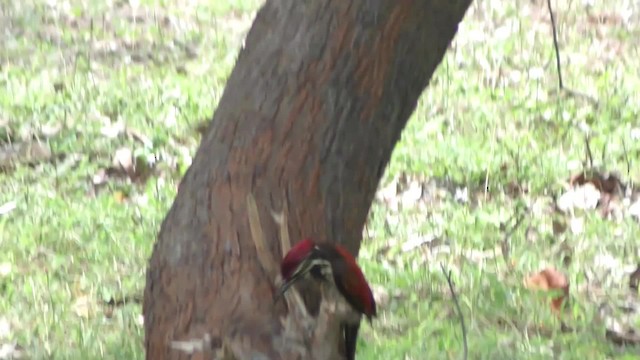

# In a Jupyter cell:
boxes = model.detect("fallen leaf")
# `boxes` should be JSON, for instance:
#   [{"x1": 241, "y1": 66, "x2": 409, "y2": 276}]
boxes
[
  {"x1": 92, "y1": 168, "x2": 109, "y2": 186},
  {"x1": 0, "y1": 201, "x2": 16, "y2": 216},
  {"x1": 0, "y1": 342, "x2": 24, "y2": 359},
  {"x1": 557, "y1": 182, "x2": 601, "y2": 212},
  {"x1": 401, "y1": 234, "x2": 438, "y2": 252},
  {"x1": 0, "y1": 263, "x2": 11, "y2": 277},
  {"x1": 163, "y1": 106, "x2": 178, "y2": 127},
  {"x1": 376, "y1": 177, "x2": 399, "y2": 204},
  {"x1": 40, "y1": 123, "x2": 62, "y2": 138},
  {"x1": 100, "y1": 121, "x2": 125, "y2": 138},
  {"x1": 569, "y1": 217, "x2": 585, "y2": 235},
  {"x1": 571, "y1": 171, "x2": 623, "y2": 197},
  {"x1": 629, "y1": 199, "x2": 640, "y2": 219},
  {"x1": 454, "y1": 186, "x2": 468, "y2": 203},
  {"x1": 400, "y1": 181, "x2": 422, "y2": 207},
  {"x1": 525, "y1": 267, "x2": 570, "y2": 313},
  {"x1": 0, "y1": 318, "x2": 9, "y2": 339},
  {"x1": 112, "y1": 147, "x2": 134, "y2": 174},
  {"x1": 72, "y1": 295, "x2": 95, "y2": 318},
  {"x1": 557, "y1": 171, "x2": 626, "y2": 218}
]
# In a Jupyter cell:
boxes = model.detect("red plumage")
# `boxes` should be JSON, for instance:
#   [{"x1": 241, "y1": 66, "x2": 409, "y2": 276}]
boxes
[
  {"x1": 280, "y1": 238, "x2": 376, "y2": 318},
  {"x1": 280, "y1": 238, "x2": 315, "y2": 281},
  {"x1": 327, "y1": 243, "x2": 377, "y2": 320}
]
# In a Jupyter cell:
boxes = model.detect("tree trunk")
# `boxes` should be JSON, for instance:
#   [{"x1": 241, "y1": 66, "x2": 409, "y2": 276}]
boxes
[{"x1": 143, "y1": 0, "x2": 471, "y2": 359}]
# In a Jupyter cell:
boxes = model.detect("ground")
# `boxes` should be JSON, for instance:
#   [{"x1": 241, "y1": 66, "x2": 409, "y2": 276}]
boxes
[{"x1": 1, "y1": 0, "x2": 639, "y2": 359}]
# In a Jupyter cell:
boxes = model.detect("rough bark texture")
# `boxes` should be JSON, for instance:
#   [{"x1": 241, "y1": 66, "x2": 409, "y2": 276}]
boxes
[{"x1": 144, "y1": 0, "x2": 471, "y2": 359}]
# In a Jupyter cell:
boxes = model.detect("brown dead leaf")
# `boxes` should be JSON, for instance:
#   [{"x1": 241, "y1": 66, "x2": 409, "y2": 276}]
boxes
[
  {"x1": 569, "y1": 171, "x2": 623, "y2": 197},
  {"x1": 525, "y1": 267, "x2": 570, "y2": 313},
  {"x1": 558, "y1": 171, "x2": 626, "y2": 217}
]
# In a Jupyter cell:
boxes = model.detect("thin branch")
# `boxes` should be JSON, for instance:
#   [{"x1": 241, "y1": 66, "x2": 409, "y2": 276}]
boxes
[
  {"x1": 546, "y1": 0, "x2": 599, "y2": 106},
  {"x1": 622, "y1": 138, "x2": 631, "y2": 179},
  {"x1": 546, "y1": 0, "x2": 563, "y2": 89},
  {"x1": 440, "y1": 264, "x2": 468, "y2": 360},
  {"x1": 584, "y1": 134, "x2": 594, "y2": 169}
]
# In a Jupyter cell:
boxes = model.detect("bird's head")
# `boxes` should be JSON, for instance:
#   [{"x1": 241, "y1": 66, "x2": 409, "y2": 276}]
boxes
[{"x1": 275, "y1": 238, "x2": 377, "y2": 321}]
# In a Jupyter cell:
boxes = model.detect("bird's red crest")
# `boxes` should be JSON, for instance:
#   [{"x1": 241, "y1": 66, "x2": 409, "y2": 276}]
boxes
[{"x1": 281, "y1": 238, "x2": 315, "y2": 280}]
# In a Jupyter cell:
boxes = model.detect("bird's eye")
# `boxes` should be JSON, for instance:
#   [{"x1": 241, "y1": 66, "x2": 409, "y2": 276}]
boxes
[
  {"x1": 310, "y1": 265, "x2": 325, "y2": 280},
  {"x1": 309, "y1": 264, "x2": 333, "y2": 282}
]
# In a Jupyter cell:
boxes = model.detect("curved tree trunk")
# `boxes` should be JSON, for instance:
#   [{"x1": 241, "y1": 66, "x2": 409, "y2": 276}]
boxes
[{"x1": 143, "y1": 0, "x2": 471, "y2": 359}]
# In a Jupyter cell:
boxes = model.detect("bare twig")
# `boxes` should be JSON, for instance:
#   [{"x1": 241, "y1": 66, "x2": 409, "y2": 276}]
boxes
[
  {"x1": 584, "y1": 134, "x2": 594, "y2": 169},
  {"x1": 546, "y1": 0, "x2": 563, "y2": 89},
  {"x1": 622, "y1": 138, "x2": 631, "y2": 179},
  {"x1": 440, "y1": 264, "x2": 468, "y2": 360},
  {"x1": 546, "y1": 0, "x2": 599, "y2": 106}
]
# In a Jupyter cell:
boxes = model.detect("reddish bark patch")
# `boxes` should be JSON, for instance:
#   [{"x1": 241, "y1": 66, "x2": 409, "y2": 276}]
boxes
[{"x1": 355, "y1": 2, "x2": 413, "y2": 121}]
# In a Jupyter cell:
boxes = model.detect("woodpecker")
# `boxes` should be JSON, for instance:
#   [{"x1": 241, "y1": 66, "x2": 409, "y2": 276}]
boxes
[{"x1": 275, "y1": 238, "x2": 377, "y2": 360}]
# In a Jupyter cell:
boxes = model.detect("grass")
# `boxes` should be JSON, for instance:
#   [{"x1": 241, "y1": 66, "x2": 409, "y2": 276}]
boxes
[{"x1": 1, "y1": 0, "x2": 639, "y2": 359}]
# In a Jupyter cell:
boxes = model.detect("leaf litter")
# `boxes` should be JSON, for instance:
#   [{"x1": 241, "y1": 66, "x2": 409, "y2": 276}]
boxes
[{"x1": 372, "y1": 135, "x2": 640, "y2": 347}]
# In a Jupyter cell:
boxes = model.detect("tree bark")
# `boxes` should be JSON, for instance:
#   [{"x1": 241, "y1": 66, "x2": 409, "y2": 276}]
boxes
[{"x1": 144, "y1": 0, "x2": 471, "y2": 359}]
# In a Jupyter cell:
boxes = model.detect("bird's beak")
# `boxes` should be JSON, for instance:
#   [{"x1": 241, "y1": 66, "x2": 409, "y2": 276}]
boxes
[
  {"x1": 273, "y1": 279, "x2": 294, "y2": 303},
  {"x1": 273, "y1": 259, "x2": 314, "y2": 303}
]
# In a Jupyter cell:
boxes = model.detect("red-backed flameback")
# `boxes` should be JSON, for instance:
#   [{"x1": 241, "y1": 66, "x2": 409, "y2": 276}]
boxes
[{"x1": 275, "y1": 238, "x2": 377, "y2": 360}]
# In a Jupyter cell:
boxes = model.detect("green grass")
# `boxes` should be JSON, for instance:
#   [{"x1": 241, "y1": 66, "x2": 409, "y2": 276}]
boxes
[{"x1": 1, "y1": 0, "x2": 640, "y2": 359}]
